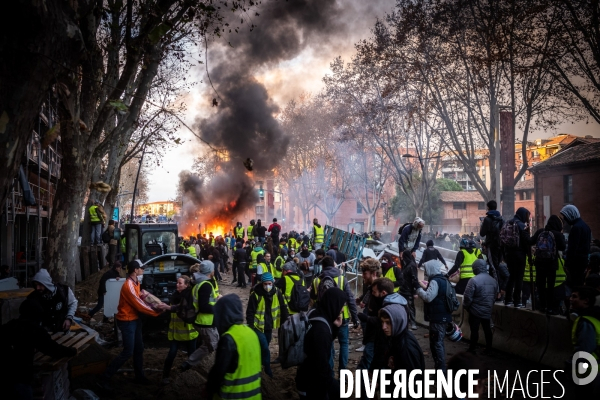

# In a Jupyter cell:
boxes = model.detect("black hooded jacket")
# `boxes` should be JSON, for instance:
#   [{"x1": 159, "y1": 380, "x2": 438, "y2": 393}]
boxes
[
  {"x1": 207, "y1": 294, "x2": 246, "y2": 398},
  {"x1": 418, "y1": 240, "x2": 447, "y2": 268},
  {"x1": 530, "y1": 215, "x2": 566, "y2": 267},
  {"x1": 400, "y1": 252, "x2": 419, "y2": 296},
  {"x1": 508, "y1": 207, "x2": 532, "y2": 255},
  {"x1": 296, "y1": 288, "x2": 348, "y2": 400}
]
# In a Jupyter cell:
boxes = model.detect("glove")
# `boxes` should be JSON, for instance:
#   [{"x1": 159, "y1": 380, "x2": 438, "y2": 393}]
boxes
[{"x1": 357, "y1": 312, "x2": 367, "y2": 323}]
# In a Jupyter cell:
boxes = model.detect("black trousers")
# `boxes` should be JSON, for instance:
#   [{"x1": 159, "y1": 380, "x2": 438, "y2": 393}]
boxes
[
  {"x1": 536, "y1": 259, "x2": 557, "y2": 311},
  {"x1": 236, "y1": 263, "x2": 247, "y2": 287},
  {"x1": 505, "y1": 251, "x2": 526, "y2": 304},
  {"x1": 468, "y1": 314, "x2": 493, "y2": 351}
]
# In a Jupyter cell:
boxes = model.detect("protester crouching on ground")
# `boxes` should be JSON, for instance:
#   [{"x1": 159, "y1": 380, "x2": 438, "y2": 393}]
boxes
[{"x1": 28, "y1": 268, "x2": 78, "y2": 333}]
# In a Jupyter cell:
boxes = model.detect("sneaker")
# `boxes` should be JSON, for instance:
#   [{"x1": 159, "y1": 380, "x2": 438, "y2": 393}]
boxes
[
  {"x1": 411, "y1": 324, "x2": 418, "y2": 330},
  {"x1": 355, "y1": 345, "x2": 365, "y2": 352},
  {"x1": 505, "y1": 301, "x2": 514, "y2": 306},
  {"x1": 514, "y1": 303, "x2": 525, "y2": 309}
]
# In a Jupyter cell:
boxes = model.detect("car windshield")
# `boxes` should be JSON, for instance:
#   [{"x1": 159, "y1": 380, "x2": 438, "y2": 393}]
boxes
[{"x1": 142, "y1": 231, "x2": 176, "y2": 258}]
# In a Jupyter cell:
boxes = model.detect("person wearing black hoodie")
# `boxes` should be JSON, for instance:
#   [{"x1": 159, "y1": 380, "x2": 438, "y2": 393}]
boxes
[
  {"x1": 530, "y1": 215, "x2": 566, "y2": 314},
  {"x1": 255, "y1": 219, "x2": 267, "y2": 245},
  {"x1": 400, "y1": 250, "x2": 419, "y2": 330},
  {"x1": 296, "y1": 287, "x2": 348, "y2": 400},
  {"x1": 418, "y1": 240, "x2": 447, "y2": 268},
  {"x1": 503, "y1": 207, "x2": 532, "y2": 308},
  {"x1": 0, "y1": 299, "x2": 77, "y2": 399},
  {"x1": 207, "y1": 294, "x2": 262, "y2": 399},
  {"x1": 560, "y1": 205, "x2": 592, "y2": 288},
  {"x1": 480, "y1": 200, "x2": 504, "y2": 270}
]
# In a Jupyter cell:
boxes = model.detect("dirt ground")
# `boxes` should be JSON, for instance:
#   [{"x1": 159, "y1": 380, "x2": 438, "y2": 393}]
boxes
[{"x1": 71, "y1": 266, "x2": 575, "y2": 400}]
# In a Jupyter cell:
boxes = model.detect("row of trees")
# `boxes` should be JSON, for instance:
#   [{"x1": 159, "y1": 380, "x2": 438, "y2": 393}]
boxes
[{"x1": 277, "y1": 0, "x2": 599, "y2": 229}]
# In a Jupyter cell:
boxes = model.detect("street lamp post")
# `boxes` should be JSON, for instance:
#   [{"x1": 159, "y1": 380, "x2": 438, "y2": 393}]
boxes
[{"x1": 130, "y1": 146, "x2": 147, "y2": 223}]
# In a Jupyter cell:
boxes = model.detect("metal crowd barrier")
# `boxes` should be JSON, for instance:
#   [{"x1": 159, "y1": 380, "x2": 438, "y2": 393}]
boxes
[{"x1": 323, "y1": 225, "x2": 367, "y2": 291}]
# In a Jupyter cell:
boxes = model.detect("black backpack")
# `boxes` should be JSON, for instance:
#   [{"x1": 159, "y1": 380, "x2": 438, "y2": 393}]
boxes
[
  {"x1": 289, "y1": 279, "x2": 310, "y2": 313},
  {"x1": 101, "y1": 228, "x2": 111, "y2": 244},
  {"x1": 398, "y1": 222, "x2": 411, "y2": 236},
  {"x1": 441, "y1": 277, "x2": 460, "y2": 312},
  {"x1": 271, "y1": 224, "x2": 281, "y2": 237}
]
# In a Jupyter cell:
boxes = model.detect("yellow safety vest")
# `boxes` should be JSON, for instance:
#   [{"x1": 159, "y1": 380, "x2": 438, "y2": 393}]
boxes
[
  {"x1": 89, "y1": 205, "x2": 101, "y2": 223},
  {"x1": 250, "y1": 249, "x2": 265, "y2": 269},
  {"x1": 215, "y1": 324, "x2": 261, "y2": 400},
  {"x1": 555, "y1": 258, "x2": 566, "y2": 287},
  {"x1": 288, "y1": 238, "x2": 297, "y2": 251},
  {"x1": 524, "y1": 257, "x2": 536, "y2": 282},
  {"x1": 247, "y1": 226, "x2": 254, "y2": 240},
  {"x1": 253, "y1": 289, "x2": 282, "y2": 332},
  {"x1": 168, "y1": 312, "x2": 199, "y2": 341},
  {"x1": 234, "y1": 227, "x2": 244, "y2": 239},
  {"x1": 384, "y1": 267, "x2": 400, "y2": 293},
  {"x1": 187, "y1": 246, "x2": 197, "y2": 258},
  {"x1": 284, "y1": 275, "x2": 304, "y2": 315},
  {"x1": 259, "y1": 262, "x2": 274, "y2": 277},
  {"x1": 312, "y1": 275, "x2": 349, "y2": 319},
  {"x1": 193, "y1": 280, "x2": 217, "y2": 326},
  {"x1": 274, "y1": 256, "x2": 285, "y2": 279},
  {"x1": 459, "y1": 249, "x2": 477, "y2": 279},
  {"x1": 210, "y1": 238, "x2": 215, "y2": 246},
  {"x1": 314, "y1": 225, "x2": 324, "y2": 243},
  {"x1": 120, "y1": 237, "x2": 126, "y2": 254},
  {"x1": 571, "y1": 316, "x2": 600, "y2": 359}
]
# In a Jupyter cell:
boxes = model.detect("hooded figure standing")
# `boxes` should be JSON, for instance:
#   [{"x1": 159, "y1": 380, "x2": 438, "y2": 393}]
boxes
[
  {"x1": 207, "y1": 294, "x2": 262, "y2": 400},
  {"x1": 296, "y1": 287, "x2": 348, "y2": 400},
  {"x1": 530, "y1": 215, "x2": 566, "y2": 313},
  {"x1": 480, "y1": 200, "x2": 504, "y2": 271},
  {"x1": 27, "y1": 268, "x2": 78, "y2": 332},
  {"x1": 560, "y1": 205, "x2": 592, "y2": 288},
  {"x1": 463, "y1": 259, "x2": 498, "y2": 354},
  {"x1": 398, "y1": 218, "x2": 425, "y2": 257},
  {"x1": 503, "y1": 207, "x2": 532, "y2": 308}
]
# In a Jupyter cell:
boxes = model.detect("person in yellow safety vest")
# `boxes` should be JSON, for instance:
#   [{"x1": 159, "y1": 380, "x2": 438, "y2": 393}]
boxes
[
  {"x1": 256, "y1": 254, "x2": 274, "y2": 283},
  {"x1": 162, "y1": 275, "x2": 198, "y2": 384},
  {"x1": 312, "y1": 218, "x2": 324, "y2": 250},
  {"x1": 234, "y1": 222, "x2": 245, "y2": 241},
  {"x1": 250, "y1": 242, "x2": 265, "y2": 271},
  {"x1": 89, "y1": 200, "x2": 107, "y2": 245},
  {"x1": 273, "y1": 249, "x2": 287, "y2": 280},
  {"x1": 275, "y1": 261, "x2": 306, "y2": 315},
  {"x1": 182, "y1": 261, "x2": 221, "y2": 371},
  {"x1": 288, "y1": 236, "x2": 298, "y2": 252},
  {"x1": 245, "y1": 272, "x2": 289, "y2": 378},
  {"x1": 186, "y1": 242, "x2": 197, "y2": 258},
  {"x1": 380, "y1": 254, "x2": 403, "y2": 293},
  {"x1": 207, "y1": 293, "x2": 262, "y2": 400},
  {"x1": 569, "y1": 286, "x2": 600, "y2": 395},
  {"x1": 209, "y1": 233, "x2": 215, "y2": 247},
  {"x1": 247, "y1": 220, "x2": 256, "y2": 241},
  {"x1": 120, "y1": 236, "x2": 126, "y2": 257},
  {"x1": 309, "y1": 256, "x2": 359, "y2": 375},
  {"x1": 521, "y1": 256, "x2": 537, "y2": 307},
  {"x1": 447, "y1": 238, "x2": 481, "y2": 295}
]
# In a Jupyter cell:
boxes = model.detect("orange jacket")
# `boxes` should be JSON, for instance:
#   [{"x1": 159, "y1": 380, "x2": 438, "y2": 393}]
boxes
[{"x1": 116, "y1": 277, "x2": 160, "y2": 321}]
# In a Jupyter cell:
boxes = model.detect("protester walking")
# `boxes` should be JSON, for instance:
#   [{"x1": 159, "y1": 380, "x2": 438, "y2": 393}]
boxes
[{"x1": 502, "y1": 207, "x2": 532, "y2": 308}]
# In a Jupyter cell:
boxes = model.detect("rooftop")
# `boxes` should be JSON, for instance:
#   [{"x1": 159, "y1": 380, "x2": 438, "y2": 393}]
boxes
[
  {"x1": 530, "y1": 142, "x2": 600, "y2": 171},
  {"x1": 515, "y1": 179, "x2": 534, "y2": 190},
  {"x1": 439, "y1": 191, "x2": 484, "y2": 202}
]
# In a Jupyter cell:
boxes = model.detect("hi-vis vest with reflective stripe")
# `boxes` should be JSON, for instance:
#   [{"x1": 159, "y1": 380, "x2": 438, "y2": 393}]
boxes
[
  {"x1": 555, "y1": 258, "x2": 566, "y2": 287},
  {"x1": 571, "y1": 316, "x2": 600, "y2": 359},
  {"x1": 312, "y1": 275, "x2": 349, "y2": 319},
  {"x1": 384, "y1": 267, "x2": 400, "y2": 293},
  {"x1": 89, "y1": 205, "x2": 101, "y2": 223},
  {"x1": 168, "y1": 312, "x2": 199, "y2": 341},
  {"x1": 288, "y1": 238, "x2": 297, "y2": 251},
  {"x1": 524, "y1": 257, "x2": 536, "y2": 282},
  {"x1": 459, "y1": 249, "x2": 477, "y2": 279},
  {"x1": 259, "y1": 262, "x2": 274, "y2": 276},
  {"x1": 235, "y1": 227, "x2": 244, "y2": 239},
  {"x1": 193, "y1": 280, "x2": 217, "y2": 325},
  {"x1": 253, "y1": 289, "x2": 282, "y2": 332},
  {"x1": 284, "y1": 275, "x2": 304, "y2": 315},
  {"x1": 250, "y1": 249, "x2": 265, "y2": 269},
  {"x1": 187, "y1": 246, "x2": 197, "y2": 258},
  {"x1": 314, "y1": 225, "x2": 324, "y2": 243},
  {"x1": 215, "y1": 324, "x2": 261, "y2": 400},
  {"x1": 247, "y1": 226, "x2": 254, "y2": 240},
  {"x1": 274, "y1": 256, "x2": 285, "y2": 279}
]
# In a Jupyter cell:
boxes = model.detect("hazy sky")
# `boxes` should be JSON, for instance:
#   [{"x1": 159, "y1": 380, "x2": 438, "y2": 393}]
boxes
[{"x1": 146, "y1": 0, "x2": 600, "y2": 202}]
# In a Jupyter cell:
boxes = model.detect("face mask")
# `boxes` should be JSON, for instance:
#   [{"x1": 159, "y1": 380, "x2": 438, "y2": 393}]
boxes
[{"x1": 264, "y1": 284, "x2": 273, "y2": 291}]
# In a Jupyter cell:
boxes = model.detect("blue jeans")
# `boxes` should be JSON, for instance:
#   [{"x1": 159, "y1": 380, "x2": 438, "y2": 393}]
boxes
[
  {"x1": 253, "y1": 328, "x2": 272, "y2": 375},
  {"x1": 429, "y1": 322, "x2": 447, "y2": 373},
  {"x1": 91, "y1": 224, "x2": 102, "y2": 245},
  {"x1": 163, "y1": 339, "x2": 197, "y2": 377},
  {"x1": 356, "y1": 341, "x2": 374, "y2": 370},
  {"x1": 329, "y1": 323, "x2": 349, "y2": 373},
  {"x1": 88, "y1": 294, "x2": 104, "y2": 317},
  {"x1": 104, "y1": 319, "x2": 145, "y2": 379}
]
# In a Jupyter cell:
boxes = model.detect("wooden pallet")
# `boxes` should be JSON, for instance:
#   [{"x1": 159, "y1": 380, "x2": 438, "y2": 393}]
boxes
[{"x1": 33, "y1": 329, "x2": 98, "y2": 370}]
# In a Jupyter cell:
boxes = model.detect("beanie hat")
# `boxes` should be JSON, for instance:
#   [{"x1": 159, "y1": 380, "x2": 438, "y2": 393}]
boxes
[
  {"x1": 261, "y1": 272, "x2": 274, "y2": 282},
  {"x1": 200, "y1": 260, "x2": 214, "y2": 274},
  {"x1": 127, "y1": 259, "x2": 144, "y2": 273}
]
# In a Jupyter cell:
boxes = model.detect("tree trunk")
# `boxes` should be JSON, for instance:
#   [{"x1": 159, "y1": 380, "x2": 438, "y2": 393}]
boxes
[{"x1": 0, "y1": 0, "x2": 83, "y2": 209}]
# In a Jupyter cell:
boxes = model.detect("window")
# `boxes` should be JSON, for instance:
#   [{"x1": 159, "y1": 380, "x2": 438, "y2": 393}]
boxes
[
  {"x1": 255, "y1": 205, "x2": 265, "y2": 215},
  {"x1": 522, "y1": 191, "x2": 529, "y2": 200},
  {"x1": 453, "y1": 202, "x2": 466, "y2": 210},
  {"x1": 564, "y1": 175, "x2": 573, "y2": 203},
  {"x1": 478, "y1": 202, "x2": 486, "y2": 210},
  {"x1": 357, "y1": 202, "x2": 363, "y2": 214}
]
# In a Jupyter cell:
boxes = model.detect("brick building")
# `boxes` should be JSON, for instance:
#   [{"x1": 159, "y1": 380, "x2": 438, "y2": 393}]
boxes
[{"x1": 438, "y1": 191, "x2": 486, "y2": 234}]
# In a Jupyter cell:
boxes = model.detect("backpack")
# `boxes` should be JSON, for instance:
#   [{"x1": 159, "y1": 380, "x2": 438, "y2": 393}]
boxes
[
  {"x1": 398, "y1": 222, "x2": 411, "y2": 236},
  {"x1": 535, "y1": 231, "x2": 557, "y2": 260},
  {"x1": 499, "y1": 220, "x2": 520, "y2": 249},
  {"x1": 278, "y1": 311, "x2": 330, "y2": 369},
  {"x1": 317, "y1": 275, "x2": 339, "y2": 303},
  {"x1": 101, "y1": 228, "x2": 111, "y2": 244},
  {"x1": 443, "y1": 277, "x2": 460, "y2": 312},
  {"x1": 271, "y1": 224, "x2": 281, "y2": 237},
  {"x1": 288, "y1": 279, "x2": 310, "y2": 313}
]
